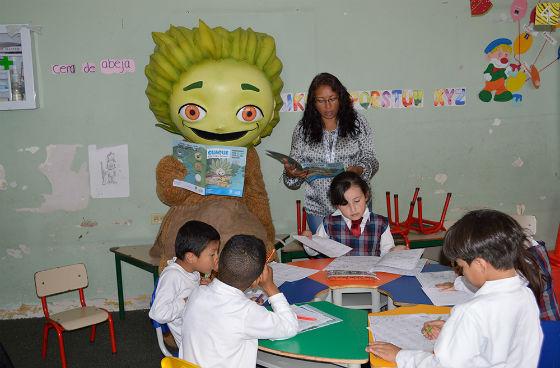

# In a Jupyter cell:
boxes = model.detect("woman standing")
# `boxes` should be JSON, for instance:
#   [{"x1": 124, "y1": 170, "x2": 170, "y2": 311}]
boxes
[{"x1": 283, "y1": 73, "x2": 379, "y2": 232}]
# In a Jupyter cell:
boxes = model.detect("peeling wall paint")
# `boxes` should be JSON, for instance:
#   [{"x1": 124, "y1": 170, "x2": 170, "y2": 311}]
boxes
[
  {"x1": 434, "y1": 173, "x2": 448, "y2": 185},
  {"x1": 16, "y1": 144, "x2": 90, "y2": 213},
  {"x1": 6, "y1": 244, "x2": 31, "y2": 259},
  {"x1": 80, "y1": 218, "x2": 98, "y2": 227},
  {"x1": 512, "y1": 157, "x2": 524, "y2": 167},
  {"x1": 0, "y1": 164, "x2": 7, "y2": 191}
]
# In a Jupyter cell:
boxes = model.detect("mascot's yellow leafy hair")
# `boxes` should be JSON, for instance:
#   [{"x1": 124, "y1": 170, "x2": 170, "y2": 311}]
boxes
[
  {"x1": 146, "y1": 20, "x2": 282, "y2": 265},
  {"x1": 145, "y1": 20, "x2": 283, "y2": 146}
]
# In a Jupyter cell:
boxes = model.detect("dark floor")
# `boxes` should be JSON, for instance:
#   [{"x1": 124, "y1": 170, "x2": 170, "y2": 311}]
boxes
[{"x1": 0, "y1": 309, "x2": 164, "y2": 368}]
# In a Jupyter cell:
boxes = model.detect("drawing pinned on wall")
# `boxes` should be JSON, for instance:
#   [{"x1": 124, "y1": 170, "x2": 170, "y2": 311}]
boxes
[
  {"x1": 88, "y1": 144, "x2": 129, "y2": 198},
  {"x1": 479, "y1": 38, "x2": 525, "y2": 103},
  {"x1": 535, "y1": 2, "x2": 559, "y2": 26},
  {"x1": 281, "y1": 89, "x2": 424, "y2": 111},
  {"x1": 433, "y1": 87, "x2": 466, "y2": 107},
  {"x1": 352, "y1": 89, "x2": 424, "y2": 109},
  {"x1": 471, "y1": 0, "x2": 493, "y2": 16},
  {"x1": 17, "y1": 144, "x2": 89, "y2": 213}
]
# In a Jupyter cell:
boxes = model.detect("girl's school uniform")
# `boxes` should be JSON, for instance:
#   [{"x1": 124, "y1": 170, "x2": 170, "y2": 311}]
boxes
[
  {"x1": 396, "y1": 275, "x2": 543, "y2": 368},
  {"x1": 304, "y1": 207, "x2": 395, "y2": 257}
]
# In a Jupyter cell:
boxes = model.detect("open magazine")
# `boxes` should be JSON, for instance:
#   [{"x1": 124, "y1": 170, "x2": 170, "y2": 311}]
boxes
[
  {"x1": 172, "y1": 141, "x2": 247, "y2": 197},
  {"x1": 265, "y1": 150, "x2": 344, "y2": 182}
]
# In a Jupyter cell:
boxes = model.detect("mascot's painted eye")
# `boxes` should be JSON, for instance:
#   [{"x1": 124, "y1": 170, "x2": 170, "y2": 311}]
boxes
[
  {"x1": 236, "y1": 105, "x2": 263, "y2": 123},
  {"x1": 179, "y1": 104, "x2": 207, "y2": 122}
]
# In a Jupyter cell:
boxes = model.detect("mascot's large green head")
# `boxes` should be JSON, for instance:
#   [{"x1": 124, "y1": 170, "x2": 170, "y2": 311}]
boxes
[{"x1": 145, "y1": 20, "x2": 283, "y2": 147}]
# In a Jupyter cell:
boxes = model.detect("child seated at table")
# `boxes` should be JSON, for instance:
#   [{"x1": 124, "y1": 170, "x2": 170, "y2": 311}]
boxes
[
  {"x1": 149, "y1": 220, "x2": 220, "y2": 348},
  {"x1": 437, "y1": 237, "x2": 560, "y2": 321},
  {"x1": 181, "y1": 234, "x2": 298, "y2": 367},
  {"x1": 302, "y1": 171, "x2": 405, "y2": 256},
  {"x1": 367, "y1": 209, "x2": 544, "y2": 367}
]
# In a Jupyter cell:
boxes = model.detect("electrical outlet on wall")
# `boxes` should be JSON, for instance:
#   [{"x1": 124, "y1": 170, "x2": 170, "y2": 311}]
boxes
[{"x1": 150, "y1": 213, "x2": 165, "y2": 224}]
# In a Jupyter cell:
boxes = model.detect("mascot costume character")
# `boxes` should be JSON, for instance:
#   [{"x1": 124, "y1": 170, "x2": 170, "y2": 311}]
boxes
[{"x1": 145, "y1": 20, "x2": 283, "y2": 267}]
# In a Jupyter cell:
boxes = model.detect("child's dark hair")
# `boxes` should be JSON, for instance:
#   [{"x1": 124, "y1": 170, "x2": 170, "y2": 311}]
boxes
[
  {"x1": 443, "y1": 209, "x2": 543, "y2": 299},
  {"x1": 217, "y1": 235, "x2": 266, "y2": 290},
  {"x1": 175, "y1": 220, "x2": 220, "y2": 259},
  {"x1": 329, "y1": 171, "x2": 370, "y2": 207}
]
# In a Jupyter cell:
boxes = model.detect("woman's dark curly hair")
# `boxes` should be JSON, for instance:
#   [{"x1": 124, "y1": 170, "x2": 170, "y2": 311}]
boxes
[{"x1": 300, "y1": 73, "x2": 359, "y2": 143}]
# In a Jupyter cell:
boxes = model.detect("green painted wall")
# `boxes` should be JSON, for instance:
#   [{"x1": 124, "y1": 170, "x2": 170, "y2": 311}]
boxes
[{"x1": 1, "y1": 0, "x2": 558, "y2": 316}]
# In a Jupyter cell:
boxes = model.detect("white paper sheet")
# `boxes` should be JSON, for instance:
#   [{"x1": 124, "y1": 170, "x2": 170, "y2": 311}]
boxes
[
  {"x1": 375, "y1": 248, "x2": 424, "y2": 270},
  {"x1": 370, "y1": 258, "x2": 428, "y2": 276},
  {"x1": 292, "y1": 234, "x2": 352, "y2": 258},
  {"x1": 88, "y1": 144, "x2": 130, "y2": 198},
  {"x1": 291, "y1": 304, "x2": 342, "y2": 333},
  {"x1": 416, "y1": 271, "x2": 457, "y2": 289},
  {"x1": 269, "y1": 262, "x2": 318, "y2": 284},
  {"x1": 323, "y1": 255, "x2": 381, "y2": 272},
  {"x1": 368, "y1": 313, "x2": 448, "y2": 351},
  {"x1": 421, "y1": 287, "x2": 473, "y2": 306}
]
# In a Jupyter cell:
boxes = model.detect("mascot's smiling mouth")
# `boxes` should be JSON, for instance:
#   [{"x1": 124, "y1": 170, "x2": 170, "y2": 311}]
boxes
[{"x1": 188, "y1": 125, "x2": 258, "y2": 142}]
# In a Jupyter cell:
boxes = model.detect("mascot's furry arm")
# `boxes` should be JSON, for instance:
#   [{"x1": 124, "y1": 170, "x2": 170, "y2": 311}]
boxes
[{"x1": 155, "y1": 147, "x2": 275, "y2": 246}]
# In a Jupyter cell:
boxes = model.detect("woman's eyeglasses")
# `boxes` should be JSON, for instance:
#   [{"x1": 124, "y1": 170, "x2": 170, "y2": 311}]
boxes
[{"x1": 315, "y1": 97, "x2": 338, "y2": 105}]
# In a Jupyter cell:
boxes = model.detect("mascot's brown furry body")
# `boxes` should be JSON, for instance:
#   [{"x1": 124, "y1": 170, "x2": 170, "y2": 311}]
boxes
[{"x1": 145, "y1": 21, "x2": 284, "y2": 267}]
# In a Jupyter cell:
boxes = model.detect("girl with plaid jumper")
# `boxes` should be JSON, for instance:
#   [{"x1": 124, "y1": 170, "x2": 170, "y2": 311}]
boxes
[{"x1": 302, "y1": 171, "x2": 404, "y2": 257}]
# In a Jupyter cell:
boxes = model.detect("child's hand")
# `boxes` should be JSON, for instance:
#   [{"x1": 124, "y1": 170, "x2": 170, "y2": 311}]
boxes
[
  {"x1": 301, "y1": 230, "x2": 313, "y2": 239},
  {"x1": 390, "y1": 245, "x2": 407, "y2": 252},
  {"x1": 365, "y1": 342, "x2": 401, "y2": 362},
  {"x1": 435, "y1": 282, "x2": 455, "y2": 291},
  {"x1": 257, "y1": 264, "x2": 279, "y2": 298},
  {"x1": 421, "y1": 319, "x2": 445, "y2": 340}
]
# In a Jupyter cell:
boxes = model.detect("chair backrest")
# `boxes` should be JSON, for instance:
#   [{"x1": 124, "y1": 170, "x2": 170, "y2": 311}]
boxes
[
  {"x1": 161, "y1": 357, "x2": 200, "y2": 368},
  {"x1": 538, "y1": 320, "x2": 560, "y2": 368},
  {"x1": 35, "y1": 263, "x2": 88, "y2": 298},
  {"x1": 512, "y1": 214, "x2": 537, "y2": 236}
]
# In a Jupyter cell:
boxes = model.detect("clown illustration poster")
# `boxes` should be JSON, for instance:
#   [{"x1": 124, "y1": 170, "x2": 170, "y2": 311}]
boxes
[{"x1": 172, "y1": 141, "x2": 247, "y2": 197}]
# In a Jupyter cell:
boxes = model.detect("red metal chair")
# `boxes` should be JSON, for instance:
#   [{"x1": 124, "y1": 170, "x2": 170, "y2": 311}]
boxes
[
  {"x1": 296, "y1": 199, "x2": 307, "y2": 235},
  {"x1": 406, "y1": 192, "x2": 452, "y2": 235},
  {"x1": 385, "y1": 188, "x2": 420, "y2": 248},
  {"x1": 34, "y1": 263, "x2": 117, "y2": 368},
  {"x1": 386, "y1": 188, "x2": 452, "y2": 245}
]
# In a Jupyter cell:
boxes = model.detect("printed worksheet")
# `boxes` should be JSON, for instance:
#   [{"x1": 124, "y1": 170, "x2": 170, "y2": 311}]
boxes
[
  {"x1": 370, "y1": 258, "x2": 428, "y2": 276},
  {"x1": 324, "y1": 255, "x2": 381, "y2": 272},
  {"x1": 292, "y1": 234, "x2": 352, "y2": 258},
  {"x1": 375, "y1": 248, "x2": 424, "y2": 270},
  {"x1": 416, "y1": 271, "x2": 457, "y2": 289},
  {"x1": 421, "y1": 287, "x2": 473, "y2": 306},
  {"x1": 291, "y1": 304, "x2": 342, "y2": 333},
  {"x1": 368, "y1": 313, "x2": 449, "y2": 351},
  {"x1": 269, "y1": 262, "x2": 318, "y2": 284}
]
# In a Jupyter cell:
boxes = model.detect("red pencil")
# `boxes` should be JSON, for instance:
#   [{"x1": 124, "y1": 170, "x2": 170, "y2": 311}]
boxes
[{"x1": 296, "y1": 314, "x2": 317, "y2": 321}]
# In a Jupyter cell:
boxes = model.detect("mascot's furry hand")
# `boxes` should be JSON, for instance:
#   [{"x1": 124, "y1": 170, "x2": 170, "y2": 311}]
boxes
[{"x1": 155, "y1": 155, "x2": 191, "y2": 207}]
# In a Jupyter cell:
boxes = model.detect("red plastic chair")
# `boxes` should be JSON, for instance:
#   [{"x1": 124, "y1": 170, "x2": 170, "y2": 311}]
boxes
[
  {"x1": 34, "y1": 263, "x2": 117, "y2": 368},
  {"x1": 296, "y1": 199, "x2": 307, "y2": 235}
]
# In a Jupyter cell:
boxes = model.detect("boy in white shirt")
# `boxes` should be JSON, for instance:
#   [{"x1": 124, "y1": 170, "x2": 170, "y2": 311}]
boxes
[
  {"x1": 367, "y1": 209, "x2": 544, "y2": 367},
  {"x1": 149, "y1": 220, "x2": 219, "y2": 349},
  {"x1": 181, "y1": 234, "x2": 298, "y2": 367}
]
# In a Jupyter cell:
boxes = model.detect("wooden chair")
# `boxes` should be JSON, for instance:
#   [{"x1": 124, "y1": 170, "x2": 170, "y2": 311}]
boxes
[
  {"x1": 34, "y1": 263, "x2": 116, "y2": 368},
  {"x1": 161, "y1": 356, "x2": 200, "y2": 368}
]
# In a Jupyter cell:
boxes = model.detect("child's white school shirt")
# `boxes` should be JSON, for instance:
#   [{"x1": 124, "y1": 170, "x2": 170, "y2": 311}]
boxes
[
  {"x1": 181, "y1": 278, "x2": 298, "y2": 368},
  {"x1": 304, "y1": 207, "x2": 395, "y2": 256},
  {"x1": 396, "y1": 275, "x2": 543, "y2": 368},
  {"x1": 148, "y1": 258, "x2": 200, "y2": 347}
]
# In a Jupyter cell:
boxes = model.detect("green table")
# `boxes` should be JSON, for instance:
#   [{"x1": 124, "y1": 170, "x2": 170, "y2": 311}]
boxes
[
  {"x1": 109, "y1": 245, "x2": 160, "y2": 319},
  {"x1": 408, "y1": 231, "x2": 445, "y2": 249},
  {"x1": 259, "y1": 301, "x2": 369, "y2": 367}
]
